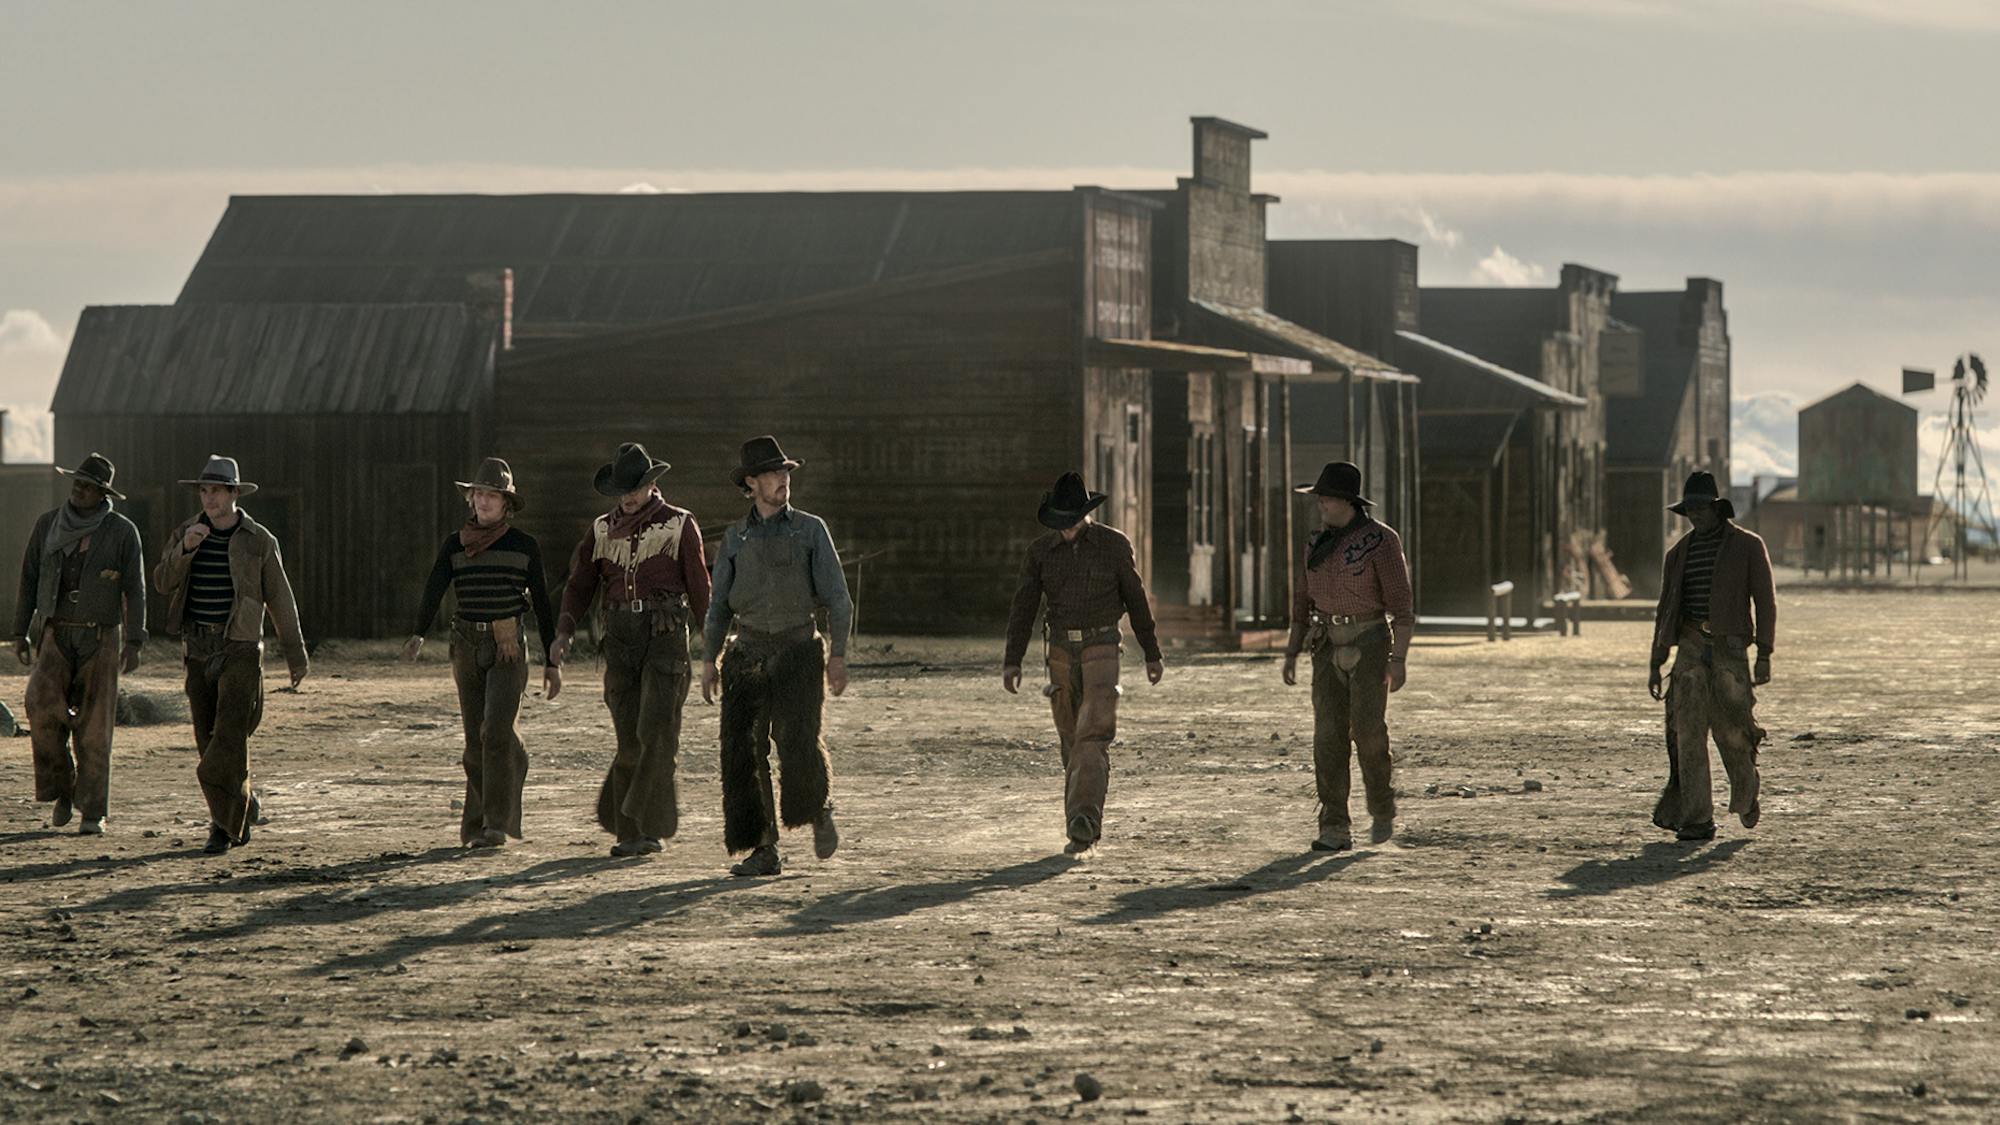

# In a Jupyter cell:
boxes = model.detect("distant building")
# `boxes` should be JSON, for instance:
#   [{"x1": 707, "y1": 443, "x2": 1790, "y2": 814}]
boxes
[
  {"x1": 1748, "y1": 381, "x2": 1921, "y2": 577},
  {"x1": 1606, "y1": 281, "x2": 1731, "y2": 595},
  {"x1": 1266, "y1": 240, "x2": 1600, "y2": 615}
]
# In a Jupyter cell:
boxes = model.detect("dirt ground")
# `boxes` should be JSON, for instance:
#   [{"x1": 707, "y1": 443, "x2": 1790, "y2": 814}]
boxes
[{"x1": 2, "y1": 589, "x2": 1996, "y2": 1123}]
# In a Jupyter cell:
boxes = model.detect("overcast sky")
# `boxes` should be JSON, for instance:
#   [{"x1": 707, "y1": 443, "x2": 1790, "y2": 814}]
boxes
[{"x1": 5, "y1": 0, "x2": 1998, "y2": 479}]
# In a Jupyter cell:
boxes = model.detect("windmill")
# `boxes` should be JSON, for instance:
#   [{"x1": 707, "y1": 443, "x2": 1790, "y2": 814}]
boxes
[{"x1": 1908, "y1": 353, "x2": 2000, "y2": 579}]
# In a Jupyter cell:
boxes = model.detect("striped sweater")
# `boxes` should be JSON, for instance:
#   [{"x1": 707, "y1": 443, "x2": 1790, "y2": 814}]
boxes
[
  {"x1": 413, "y1": 528, "x2": 557, "y2": 658},
  {"x1": 1677, "y1": 526, "x2": 1726, "y2": 622},
  {"x1": 185, "y1": 520, "x2": 239, "y2": 626}
]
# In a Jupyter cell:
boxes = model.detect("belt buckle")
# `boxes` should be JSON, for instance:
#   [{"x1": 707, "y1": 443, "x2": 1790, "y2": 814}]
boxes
[
  {"x1": 628, "y1": 600, "x2": 647, "y2": 613},
  {"x1": 1063, "y1": 628, "x2": 1085, "y2": 642},
  {"x1": 473, "y1": 620, "x2": 491, "y2": 632},
  {"x1": 1698, "y1": 620, "x2": 1713, "y2": 637},
  {"x1": 65, "y1": 590, "x2": 80, "y2": 602}
]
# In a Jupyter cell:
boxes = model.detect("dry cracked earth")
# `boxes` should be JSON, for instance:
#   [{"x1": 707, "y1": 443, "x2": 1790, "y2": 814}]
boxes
[{"x1": 2, "y1": 590, "x2": 1996, "y2": 1122}]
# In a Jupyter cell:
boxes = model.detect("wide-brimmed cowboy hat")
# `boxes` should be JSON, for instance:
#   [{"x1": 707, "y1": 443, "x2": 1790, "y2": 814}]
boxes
[
  {"x1": 1668, "y1": 470, "x2": 1735, "y2": 519},
  {"x1": 178, "y1": 454, "x2": 258, "y2": 497},
  {"x1": 593, "y1": 442, "x2": 671, "y2": 498},
  {"x1": 455, "y1": 457, "x2": 523, "y2": 511},
  {"x1": 1295, "y1": 461, "x2": 1372, "y2": 506},
  {"x1": 1037, "y1": 471, "x2": 1108, "y2": 530},
  {"x1": 731, "y1": 435, "x2": 803, "y2": 488},
  {"x1": 55, "y1": 451, "x2": 125, "y2": 501}
]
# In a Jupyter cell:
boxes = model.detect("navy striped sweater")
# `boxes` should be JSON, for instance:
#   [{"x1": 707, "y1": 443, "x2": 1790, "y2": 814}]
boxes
[{"x1": 413, "y1": 528, "x2": 557, "y2": 658}]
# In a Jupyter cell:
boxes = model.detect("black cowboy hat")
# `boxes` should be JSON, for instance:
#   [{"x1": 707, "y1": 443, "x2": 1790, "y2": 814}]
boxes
[
  {"x1": 730, "y1": 435, "x2": 803, "y2": 488},
  {"x1": 455, "y1": 457, "x2": 523, "y2": 511},
  {"x1": 178, "y1": 454, "x2": 258, "y2": 497},
  {"x1": 1294, "y1": 461, "x2": 1372, "y2": 507},
  {"x1": 1037, "y1": 471, "x2": 1108, "y2": 530},
  {"x1": 55, "y1": 451, "x2": 125, "y2": 501},
  {"x1": 1668, "y1": 470, "x2": 1735, "y2": 519},
  {"x1": 593, "y1": 442, "x2": 671, "y2": 498}
]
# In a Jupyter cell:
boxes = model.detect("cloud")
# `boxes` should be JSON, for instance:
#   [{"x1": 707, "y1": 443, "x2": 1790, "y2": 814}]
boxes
[
  {"x1": 0, "y1": 308, "x2": 68, "y2": 407},
  {"x1": 1732, "y1": 392, "x2": 1801, "y2": 485},
  {"x1": 1, "y1": 405, "x2": 53, "y2": 464},
  {"x1": 1470, "y1": 246, "x2": 1547, "y2": 287}
]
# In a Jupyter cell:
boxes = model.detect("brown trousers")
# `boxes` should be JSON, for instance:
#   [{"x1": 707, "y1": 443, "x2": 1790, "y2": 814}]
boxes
[
  {"x1": 597, "y1": 607, "x2": 690, "y2": 842},
  {"x1": 1657, "y1": 622, "x2": 1763, "y2": 830},
  {"x1": 450, "y1": 618, "x2": 530, "y2": 843},
  {"x1": 183, "y1": 627, "x2": 264, "y2": 841},
  {"x1": 1310, "y1": 622, "x2": 1396, "y2": 838},
  {"x1": 25, "y1": 623, "x2": 121, "y2": 820},
  {"x1": 1045, "y1": 642, "x2": 1120, "y2": 842}
]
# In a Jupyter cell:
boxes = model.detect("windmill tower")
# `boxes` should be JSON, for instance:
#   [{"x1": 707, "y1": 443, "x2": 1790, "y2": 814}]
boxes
[{"x1": 1907, "y1": 354, "x2": 2000, "y2": 580}]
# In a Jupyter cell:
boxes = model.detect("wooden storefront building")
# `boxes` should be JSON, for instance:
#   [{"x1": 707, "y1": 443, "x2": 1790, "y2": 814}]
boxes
[{"x1": 48, "y1": 117, "x2": 1415, "y2": 641}]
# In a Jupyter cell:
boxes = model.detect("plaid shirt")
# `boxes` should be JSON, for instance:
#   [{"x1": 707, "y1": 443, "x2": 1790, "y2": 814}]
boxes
[
  {"x1": 1003, "y1": 521, "x2": 1161, "y2": 666},
  {"x1": 1287, "y1": 516, "x2": 1414, "y2": 661}
]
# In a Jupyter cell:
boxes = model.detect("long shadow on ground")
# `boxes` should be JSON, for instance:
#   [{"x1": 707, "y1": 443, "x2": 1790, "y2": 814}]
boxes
[
  {"x1": 67, "y1": 848, "x2": 619, "y2": 954},
  {"x1": 759, "y1": 854, "x2": 1078, "y2": 937},
  {"x1": 1083, "y1": 849, "x2": 1370, "y2": 927},
  {"x1": 318, "y1": 872, "x2": 758, "y2": 973},
  {"x1": 0, "y1": 843, "x2": 211, "y2": 885},
  {"x1": 1546, "y1": 838, "x2": 1749, "y2": 899}
]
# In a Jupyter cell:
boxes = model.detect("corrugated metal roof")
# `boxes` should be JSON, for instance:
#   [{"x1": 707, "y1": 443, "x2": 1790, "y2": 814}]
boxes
[
  {"x1": 53, "y1": 303, "x2": 499, "y2": 416},
  {"x1": 1185, "y1": 301, "x2": 1412, "y2": 381},
  {"x1": 179, "y1": 192, "x2": 1084, "y2": 332},
  {"x1": 1397, "y1": 331, "x2": 1585, "y2": 411}
]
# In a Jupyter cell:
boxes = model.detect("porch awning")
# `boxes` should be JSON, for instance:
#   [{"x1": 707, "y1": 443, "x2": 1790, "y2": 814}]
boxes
[
  {"x1": 1186, "y1": 300, "x2": 1417, "y2": 384},
  {"x1": 1397, "y1": 330, "x2": 1585, "y2": 412},
  {"x1": 1088, "y1": 337, "x2": 1310, "y2": 376}
]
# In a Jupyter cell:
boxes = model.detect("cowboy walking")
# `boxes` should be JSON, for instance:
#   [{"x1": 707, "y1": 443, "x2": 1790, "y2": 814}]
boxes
[
  {"x1": 404, "y1": 458, "x2": 560, "y2": 849},
  {"x1": 1002, "y1": 471, "x2": 1164, "y2": 857},
  {"x1": 153, "y1": 456, "x2": 308, "y2": 855},
  {"x1": 1649, "y1": 470, "x2": 1775, "y2": 841},
  {"x1": 1282, "y1": 461, "x2": 1413, "y2": 852},
  {"x1": 551, "y1": 443, "x2": 711, "y2": 858},
  {"x1": 12, "y1": 453, "x2": 146, "y2": 835},
  {"x1": 701, "y1": 435, "x2": 847, "y2": 878}
]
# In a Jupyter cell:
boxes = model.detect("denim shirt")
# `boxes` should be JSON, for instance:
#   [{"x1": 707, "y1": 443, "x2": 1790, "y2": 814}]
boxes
[{"x1": 703, "y1": 504, "x2": 852, "y2": 657}]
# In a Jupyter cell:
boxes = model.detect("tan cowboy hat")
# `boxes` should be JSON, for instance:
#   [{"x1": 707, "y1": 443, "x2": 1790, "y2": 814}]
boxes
[{"x1": 178, "y1": 454, "x2": 258, "y2": 497}]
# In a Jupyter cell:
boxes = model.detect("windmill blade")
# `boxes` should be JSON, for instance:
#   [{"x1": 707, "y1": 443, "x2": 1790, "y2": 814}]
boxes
[
  {"x1": 1971, "y1": 354, "x2": 1989, "y2": 405},
  {"x1": 1955, "y1": 356, "x2": 1968, "y2": 383}
]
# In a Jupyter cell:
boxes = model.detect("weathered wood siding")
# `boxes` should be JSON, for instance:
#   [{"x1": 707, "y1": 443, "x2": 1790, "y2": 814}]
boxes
[
  {"x1": 497, "y1": 257, "x2": 1084, "y2": 636},
  {"x1": 1, "y1": 466, "x2": 68, "y2": 634},
  {"x1": 53, "y1": 413, "x2": 487, "y2": 639},
  {"x1": 1079, "y1": 192, "x2": 1155, "y2": 579}
]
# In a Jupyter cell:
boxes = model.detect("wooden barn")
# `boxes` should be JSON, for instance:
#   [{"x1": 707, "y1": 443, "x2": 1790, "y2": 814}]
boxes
[
  {"x1": 115, "y1": 115, "x2": 1417, "y2": 642},
  {"x1": 1266, "y1": 239, "x2": 1584, "y2": 616},
  {"x1": 50, "y1": 302, "x2": 503, "y2": 638},
  {"x1": 1605, "y1": 280, "x2": 1732, "y2": 595}
]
